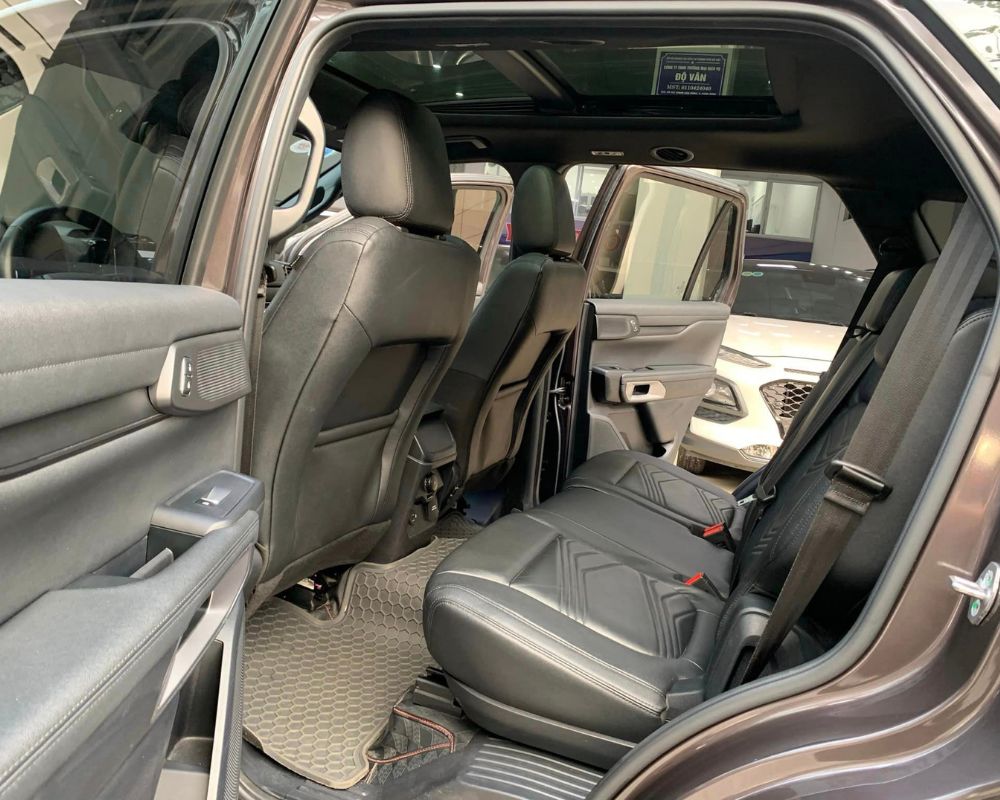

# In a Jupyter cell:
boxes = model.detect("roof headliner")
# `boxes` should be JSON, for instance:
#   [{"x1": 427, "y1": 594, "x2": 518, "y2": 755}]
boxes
[{"x1": 313, "y1": 25, "x2": 960, "y2": 200}]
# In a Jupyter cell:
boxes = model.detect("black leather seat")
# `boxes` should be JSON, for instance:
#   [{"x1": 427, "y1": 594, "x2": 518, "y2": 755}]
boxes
[
  {"x1": 114, "y1": 79, "x2": 210, "y2": 256},
  {"x1": 249, "y1": 91, "x2": 479, "y2": 601},
  {"x1": 434, "y1": 165, "x2": 588, "y2": 494},
  {"x1": 425, "y1": 262, "x2": 995, "y2": 766}
]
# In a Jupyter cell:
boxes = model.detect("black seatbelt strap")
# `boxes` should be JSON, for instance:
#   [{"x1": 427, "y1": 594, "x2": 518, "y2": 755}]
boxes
[
  {"x1": 737, "y1": 203, "x2": 994, "y2": 685},
  {"x1": 743, "y1": 333, "x2": 879, "y2": 529},
  {"x1": 240, "y1": 268, "x2": 267, "y2": 474}
]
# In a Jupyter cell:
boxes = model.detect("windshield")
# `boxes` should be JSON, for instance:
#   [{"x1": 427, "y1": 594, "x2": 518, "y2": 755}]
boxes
[{"x1": 731, "y1": 262, "x2": 869, "y2": 326}]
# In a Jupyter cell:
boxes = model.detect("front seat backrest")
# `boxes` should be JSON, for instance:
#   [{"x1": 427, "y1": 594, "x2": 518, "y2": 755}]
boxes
[
  {"x1": 250, "y1": 90, "x2": 479, "y2": 600},
  {"x1": 114, "y1": 79, "x2": 210, "y2": 256},
  {"x1": 435, "y1": 165, "x2": 588, "y2": 493}
]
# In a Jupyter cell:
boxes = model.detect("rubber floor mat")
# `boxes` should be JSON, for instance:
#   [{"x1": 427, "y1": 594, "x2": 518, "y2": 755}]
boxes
[{"x1": 243, "y1": 536, "x2": 464, "y2": 789}]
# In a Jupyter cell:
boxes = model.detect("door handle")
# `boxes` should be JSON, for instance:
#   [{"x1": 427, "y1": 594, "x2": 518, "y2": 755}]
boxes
[{"x1": 622, "y1": 378, "x2": 667, "y2": 403}]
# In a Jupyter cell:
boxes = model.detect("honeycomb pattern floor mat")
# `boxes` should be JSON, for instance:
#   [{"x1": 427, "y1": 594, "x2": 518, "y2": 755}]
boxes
[{"x1": 243, "y1": 535, "x2": 465, "y2": 790}]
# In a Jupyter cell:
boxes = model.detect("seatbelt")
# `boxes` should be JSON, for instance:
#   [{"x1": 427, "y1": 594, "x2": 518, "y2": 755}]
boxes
[
  {"x1": 746, "y1": 252, "x2": 916, "y2": 525},
  {"x1": 240, "y1": 268, "x2": 267, "y2": 474},
  {"x1": 743, "y1": 334, "x2": 879, "y2": 529},
  {"x1": 736, "y1": 203, "x2": 995, "y2": 685}
]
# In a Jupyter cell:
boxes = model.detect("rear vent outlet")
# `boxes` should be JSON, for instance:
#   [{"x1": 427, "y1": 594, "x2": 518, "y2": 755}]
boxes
[{"x1": 651, "y1": 146, "x2": 695, "y2": 164}]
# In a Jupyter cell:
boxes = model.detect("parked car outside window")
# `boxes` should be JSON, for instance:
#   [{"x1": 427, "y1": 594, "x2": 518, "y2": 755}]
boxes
[{"x1": 678, "y1": 259, "x2": 869, "y2": 473}]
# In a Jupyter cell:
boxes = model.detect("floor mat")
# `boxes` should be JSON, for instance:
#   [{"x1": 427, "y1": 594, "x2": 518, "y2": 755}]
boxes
[{"x1": 243, "y1": 536, "x2": 464, "y2": 790}]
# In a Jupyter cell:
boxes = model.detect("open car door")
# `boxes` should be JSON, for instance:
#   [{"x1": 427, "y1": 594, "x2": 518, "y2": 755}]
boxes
[
  {"x1": 0, "y1": 3, "x2": 286, "y2": 799},
  {"x1": 566, "y1": 165, "x2": 746, "y2": 470}
]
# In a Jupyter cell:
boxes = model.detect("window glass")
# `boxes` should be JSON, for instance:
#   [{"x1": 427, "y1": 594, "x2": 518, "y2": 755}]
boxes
[
  {"x1": 564, "y1": 163, "x2": 611, "y2": 220},
  {"x1": 1, "y1": 0, "x2": 267, "y2": 283},
  {"x1": 541, "y1": 45, "x2": 772, "y2": 97},
  {"x1": 732, "y1": 262, "x2": 869, "y2": 326},
  {"x1": 0, "y1": 47, "x2": 26, "y2": 115},
  {"x1": 275, "y1": 137, "x2": 341, "y2": 207},
  {"x1": 328, "y1": 51, "x2": 527, "y2": 105},
  {"x1": 723, "y1": 170, "x2": 875, "y2": 268},
  {"x1": 725, "y1": 174, "x2": 821, "y2": 241},
  {"x1": 925, "y1": 1, "x2": 1000, "y2": 81},
  {"x1": 762, "y1": 182, "x2": 820, "y2": 239},
  {"x1": 590, "y1": 174, "x2": 739, "y2": 300},
  {"x1": 452, "y1": 186, "x2": 503, "y2": 253}
]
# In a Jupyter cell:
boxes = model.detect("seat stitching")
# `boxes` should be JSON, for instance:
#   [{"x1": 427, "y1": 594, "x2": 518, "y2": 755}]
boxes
[
  {"x1": 426, "y1": 592, "x2": 664, "y2": 715},
  {"x1": 427, "y1": 583, "x2": 669, "y2": 698},
  {"x1": 0, "y1": 344, "x2": 167, "y2": 379}
]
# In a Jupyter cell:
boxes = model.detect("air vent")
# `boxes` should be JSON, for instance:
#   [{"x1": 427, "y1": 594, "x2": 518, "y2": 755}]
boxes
[{"x1": 651, "y1": 146, "x2": 695, "y2": 164}]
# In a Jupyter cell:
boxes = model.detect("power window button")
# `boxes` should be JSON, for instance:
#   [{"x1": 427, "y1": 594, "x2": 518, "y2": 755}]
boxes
[
  {"x1": 179, "y1": 356, "x2": 193, "y2": 397},
  {"x1": 196, "y1": 486, "x2": 231, "y2": 508}
]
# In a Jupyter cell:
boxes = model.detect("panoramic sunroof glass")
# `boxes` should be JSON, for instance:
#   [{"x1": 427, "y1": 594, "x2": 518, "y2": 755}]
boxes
[
  {"x1": 328, "y1": 50, "x2": 528, "y2": 103},
  {"x1": 541, "y1": 45, "x2": 772, "y2": 97}
]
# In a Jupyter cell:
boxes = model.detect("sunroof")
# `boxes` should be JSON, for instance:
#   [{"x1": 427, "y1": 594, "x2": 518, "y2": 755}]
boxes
[
  {"x1": 328, "y1": 50, "x2": 528, "y2": 104},
  {"x1": 540, "y1": 45, "x2": 772, "y2": 97}
]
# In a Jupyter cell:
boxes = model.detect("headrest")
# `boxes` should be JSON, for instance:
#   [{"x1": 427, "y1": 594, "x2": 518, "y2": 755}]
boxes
[
  {"x1": 874, "y1": 264, "x2": 931, "y2": 368},
  {"x1": 973, "y1": 260, "x2": 997, "y2": 300},
  {"x1": 510, "y1": 165, "x2": 577, "y2": 259},
  {"x1": 858, "y1": 269, "x2": 914, "y2": 333},
  {"x1": 342, "y1": 91, "x2": 453, "y2": 235},
  {"x1": 177, "y1": 79, "x2": 211, "y2": 137}
]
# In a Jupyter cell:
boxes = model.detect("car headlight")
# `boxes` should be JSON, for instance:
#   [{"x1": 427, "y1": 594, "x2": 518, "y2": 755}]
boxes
[
  {"x1": 703, "y1": 378, "x2": 739, "y2": 409},
  {"x1": 718, "y1": 346, "x2": 770, "y2": 368},
  {"x1": 741, "y1": 444, "x2": 778, "y2": 461}
]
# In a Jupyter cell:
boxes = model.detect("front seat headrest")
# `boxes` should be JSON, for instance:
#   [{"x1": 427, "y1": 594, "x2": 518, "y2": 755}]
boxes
[
  {"x1": 342, "y1": 90, "x2": 453, "y2": 236},
  {"x1": 510, "y1": 165, "x2": 576, "y2": 259}
]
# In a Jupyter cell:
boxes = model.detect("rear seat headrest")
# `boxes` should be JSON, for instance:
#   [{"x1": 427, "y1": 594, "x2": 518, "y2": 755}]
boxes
[
  {"x1": 342, "y1": 90, "x2": 453, "y2": 236},
  {"x1": 510, "y1": 165, "x2": 577, "y2": 259},
  {"x1": 973, "y1": 260, "x2": 998, "y2": 300}
]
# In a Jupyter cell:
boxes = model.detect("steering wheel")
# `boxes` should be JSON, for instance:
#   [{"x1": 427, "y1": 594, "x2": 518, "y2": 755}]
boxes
[{"x1": 0, "y1": 206, "x2": 126, "y2": 279}]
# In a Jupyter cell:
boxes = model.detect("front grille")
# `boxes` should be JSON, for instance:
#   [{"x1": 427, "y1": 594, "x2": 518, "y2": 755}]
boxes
[{"x1": 761, "y1": 380, "x2": 814, "y2": 435}]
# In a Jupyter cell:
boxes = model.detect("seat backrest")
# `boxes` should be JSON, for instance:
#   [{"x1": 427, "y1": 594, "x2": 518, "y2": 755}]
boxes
[
  {"x1": 436, "y1": 165, "x2": 588, "y2": 492},
  {"x1": 114, "y1": 64, "x2": 214, "y2": 254},
  {"x1": 706, "y1": 261, "x2": 995, "y2": 691},
  {"x1": 250, "y1": 90, "x2": 479, "y2": 599}
]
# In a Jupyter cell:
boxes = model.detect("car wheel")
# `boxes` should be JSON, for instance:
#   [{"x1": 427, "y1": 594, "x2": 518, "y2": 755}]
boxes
[{"x1": 677, "y1": 447, "x2": 707, "y2": 475}]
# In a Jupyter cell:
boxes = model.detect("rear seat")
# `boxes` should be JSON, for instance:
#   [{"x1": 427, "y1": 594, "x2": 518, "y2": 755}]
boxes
[{"x1": 424, "y1": 262, "x2": 995, "y2": 767}]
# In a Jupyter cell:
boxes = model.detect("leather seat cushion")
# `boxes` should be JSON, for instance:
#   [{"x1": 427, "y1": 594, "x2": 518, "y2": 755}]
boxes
[
  {"x1": 565, "y1": 450, "x2": 743, "y2": 537},
  {"x1": 424, "y1": 493, "x2": 726, "y2": 763}
]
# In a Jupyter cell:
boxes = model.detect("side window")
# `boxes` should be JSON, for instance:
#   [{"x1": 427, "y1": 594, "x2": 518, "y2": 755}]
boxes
[
  {"x1": 0, "y1": 47, "x2": 26, "y2": 115},
  {"x1": 452, "y1": 186, "x2": 503, "y2": 253},
  {"x1": 0, "y1": 4, "x2": 266, "y2": 283},
  {"x1": 564, "y1": 163, "x2": 612, "y2": 221},
  {"x1": 589, "y1": 174, "x2": 740, "y2": 301}
]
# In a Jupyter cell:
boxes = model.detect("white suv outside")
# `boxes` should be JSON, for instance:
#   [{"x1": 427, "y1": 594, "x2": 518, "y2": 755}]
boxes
[{"x1": 679, "y1": 259, "x2": 869, "y2": 473}]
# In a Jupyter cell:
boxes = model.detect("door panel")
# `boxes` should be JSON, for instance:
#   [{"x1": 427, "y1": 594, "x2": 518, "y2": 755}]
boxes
[
  {"x1": 0, "y1": 285, "x2": 257, "y2": 800},
  {"x1": 573, "y1": 165, "x2": 745, "y2": 462},
  {"x1": 587, "y1": 299, "x2": 730, "y2": 456},
  {"x1": 0, "y1": 3, "x2": 277, "y2": 797}
]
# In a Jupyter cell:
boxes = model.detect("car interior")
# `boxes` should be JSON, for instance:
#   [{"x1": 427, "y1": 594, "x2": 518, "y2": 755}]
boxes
[{"x1": 0, "y1": 6, "x2": 995, "y2": 800}]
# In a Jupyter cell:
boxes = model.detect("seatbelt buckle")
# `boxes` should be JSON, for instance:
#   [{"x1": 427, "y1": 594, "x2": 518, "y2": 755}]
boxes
[
  {"x1": 682, "y1": 571, "x2": 724, "y2": 600},
  {"x1": 824, "y1": 459, "x2": 891, "y2": 501},
  {"x1": 701, "y1": 522, "x2": 734, "y2": 551}
]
